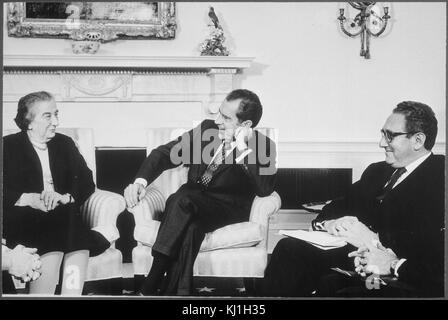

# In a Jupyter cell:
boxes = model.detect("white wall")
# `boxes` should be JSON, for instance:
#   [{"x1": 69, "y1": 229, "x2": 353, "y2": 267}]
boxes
[{"x1": 3, "y1": 2, "x2": 446, "y2": 179}]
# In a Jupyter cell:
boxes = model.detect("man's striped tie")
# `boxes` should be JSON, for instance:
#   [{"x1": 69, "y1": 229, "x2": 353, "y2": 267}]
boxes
[{"x1": 198, "y1": 144, "x2": 227, "y2": 187}]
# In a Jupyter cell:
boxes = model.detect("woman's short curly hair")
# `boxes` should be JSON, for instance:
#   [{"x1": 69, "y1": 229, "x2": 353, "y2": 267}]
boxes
[{"x1": 14, "y1": 91, "x2": 54, "y2": 131}]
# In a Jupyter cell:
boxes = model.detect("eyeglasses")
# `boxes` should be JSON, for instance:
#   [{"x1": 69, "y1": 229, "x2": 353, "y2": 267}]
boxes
[{"x1": 380, "y1": 129, "x2": 415, "y2": 143}]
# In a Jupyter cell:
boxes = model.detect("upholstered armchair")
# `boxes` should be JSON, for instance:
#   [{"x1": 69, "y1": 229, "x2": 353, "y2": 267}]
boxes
[
  {"x1": 2, "y1": 128, "x2": 126, "y2": 283},
  {"x1": 130, "y1": 127, "x2": 281, "y2": 291}
]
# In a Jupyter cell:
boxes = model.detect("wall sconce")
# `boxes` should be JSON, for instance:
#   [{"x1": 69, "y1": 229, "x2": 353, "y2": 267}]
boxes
[{"x1": 338, "y1": 2, "x2": 390, "y2": 59}]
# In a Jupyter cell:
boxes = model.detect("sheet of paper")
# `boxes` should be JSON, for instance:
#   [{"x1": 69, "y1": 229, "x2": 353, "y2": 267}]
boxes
[
  {"x1": 310, "y1": 243, "x2": 344, "y2": 251},
  {"x1": 301, "y1": 201, "x2": 331, "y2": 211},
  {"x1": 279, "y1": 230, "x2": 347, "y2": 249}
]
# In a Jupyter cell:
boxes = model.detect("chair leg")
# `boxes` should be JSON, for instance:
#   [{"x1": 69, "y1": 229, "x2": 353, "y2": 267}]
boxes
[
  {"x1": 134, "y1": 274, "x2": 146, "y2": 293},
  {"x1": 243, "y1": 278, "x2": 257, "y2": 296}
]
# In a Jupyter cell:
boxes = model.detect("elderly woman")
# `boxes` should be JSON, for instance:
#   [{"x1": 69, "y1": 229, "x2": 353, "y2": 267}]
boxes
[{"x1": 3, "y1": 91, "x2": 109, "y2": 295}]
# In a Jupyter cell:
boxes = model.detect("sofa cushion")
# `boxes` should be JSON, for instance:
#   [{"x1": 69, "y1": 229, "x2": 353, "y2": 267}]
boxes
[
  {"x1": 199, "y1": 222, "x2": 263, "y2": 252},
  {"x1": 134, "y1": 221, "x2": 160, "y2": 247},
  {"x1": 134, "y1": 221, "x2": 264, "y2": 251}
]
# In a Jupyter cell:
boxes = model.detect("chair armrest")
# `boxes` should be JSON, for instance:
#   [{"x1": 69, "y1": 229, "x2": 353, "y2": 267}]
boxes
[
  {"x1": 249, "y1": 192, "x2": 282, "y2": 227},
  {"x1": 80, "y1": 189, "x2": 126, "y2": 243},
  {"x1": 128, "y1": 187, "x2": 165, "y2": 246},
  {"x1": 128, "y1": 186, "x2": 165, "y2": 226}
]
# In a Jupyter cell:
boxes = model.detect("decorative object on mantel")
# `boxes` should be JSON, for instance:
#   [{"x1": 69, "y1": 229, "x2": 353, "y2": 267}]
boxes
[
  {"x1": 70, "y1": 30, "x2": 102, "y2": 54},
  {"x1": 7, "y1": 2, "x2": 176, "y2": 42},
  {"x1": 338, "y1": 2, "x2": 390, "y2": 59},
  {"x1": 71, "y1": 40, "x2": 100, "y2": 54},
  {"x1": 199, "y1": 7, "x2": 230, "y2": 56}
]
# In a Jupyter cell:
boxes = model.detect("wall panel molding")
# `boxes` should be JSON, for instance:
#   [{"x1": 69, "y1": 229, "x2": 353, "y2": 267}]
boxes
[
  {"x1": 277, "y1": 140, "x2": 445, "y2": 181},
  {"x1": 279, "y1": 140, "x2": 446, "y2": 154}
]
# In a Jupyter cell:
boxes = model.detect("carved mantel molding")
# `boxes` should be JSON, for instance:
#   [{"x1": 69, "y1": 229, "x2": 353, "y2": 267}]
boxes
[
  {"x1": 3, "y1": 55, "x2": 254, "y2": 73},
  {"x1": 3, "y1": 55, "x2": 254, "y2": 109}
]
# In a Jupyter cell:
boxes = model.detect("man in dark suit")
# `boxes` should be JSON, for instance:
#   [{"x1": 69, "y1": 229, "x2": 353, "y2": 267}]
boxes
[
  {"x1": 124, "y1": 89, "x2": 277, "y2": 295},
  {"x1": 260, "y1": 101, "x2": 444, "y2": 297}
]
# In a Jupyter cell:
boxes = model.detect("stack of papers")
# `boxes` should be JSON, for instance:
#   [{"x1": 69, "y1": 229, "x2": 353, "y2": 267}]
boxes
[{"x1": 279, "y1": 230, "x2": 347, "y2": 250}]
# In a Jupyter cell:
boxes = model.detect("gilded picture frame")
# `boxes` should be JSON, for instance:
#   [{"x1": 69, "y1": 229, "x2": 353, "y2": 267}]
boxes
[{"x1": 7, "y1": 2, "x2": 177, "y2": 42}]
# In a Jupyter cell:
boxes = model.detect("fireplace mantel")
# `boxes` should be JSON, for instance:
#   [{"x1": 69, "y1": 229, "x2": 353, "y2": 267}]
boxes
[
  {"x1": 3, "y1": 55, "x2": 254, "y2": 112},
  {"x1": 3, "y1": 55, "x2": 254, "y2": 73},
  {"x1": 2, "y1": 54, "x2": 255, "y2": 148}
]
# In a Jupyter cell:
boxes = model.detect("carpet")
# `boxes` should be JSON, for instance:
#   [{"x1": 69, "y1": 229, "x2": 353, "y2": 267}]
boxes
[
  {"x1": 6, "y1": 265, "x2": 262, "y2": 297},
  {"x1": 81, "y1": 276, "x2": 256, "y2": 297}
]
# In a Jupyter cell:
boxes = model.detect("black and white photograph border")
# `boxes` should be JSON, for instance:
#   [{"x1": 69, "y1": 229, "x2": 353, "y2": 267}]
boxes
[{"x1": 1, "y1": 0, "x2": 447, "y2": 303}]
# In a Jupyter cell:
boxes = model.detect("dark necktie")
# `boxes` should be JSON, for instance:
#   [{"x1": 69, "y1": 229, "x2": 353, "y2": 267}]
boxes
[
  {"x1": 198, "y1": 144, "x2": 226, "y2": 187},
  {"x1": 376, "y1": 167, "x2": 407, "y2": 201}
]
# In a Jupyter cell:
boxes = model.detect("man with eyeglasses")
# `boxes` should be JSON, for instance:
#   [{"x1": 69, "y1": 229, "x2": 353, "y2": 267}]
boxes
[{"x1": 260, "y1": 101, "x2": 444, "y2": 297}]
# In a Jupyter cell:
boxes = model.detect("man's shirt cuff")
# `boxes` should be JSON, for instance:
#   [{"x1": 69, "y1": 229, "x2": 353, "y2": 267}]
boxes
[
  {"x1": 134, "y1": 178, "x2": 148, "y2": 188},
  {"x1": 236, "y1": 149, "x2": 252, "y2": 164},
  {"x1": 394, "y1": 258, "x2": 407, "y2": 277},
  {"x1": 312, "y1": 220, "x2": 326, "y2": 231}
]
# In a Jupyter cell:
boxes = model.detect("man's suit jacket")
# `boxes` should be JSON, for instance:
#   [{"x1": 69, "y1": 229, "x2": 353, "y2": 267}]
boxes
[
  {"x1": 3, "y1": 131, "x2": 95, "y2": 210},
  {"x1": 313, "y1": 154, "x2": 445, "y2": 296},
  {"x1": 135, "y1": 119, "x2": 277, "y2": 211}
]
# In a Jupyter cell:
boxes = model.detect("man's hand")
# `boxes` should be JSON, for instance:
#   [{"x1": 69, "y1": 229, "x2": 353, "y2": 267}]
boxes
[
  {"x1": 349, "y1": 245, "x2": 398, "y2": 276},
  {"x1": 6, "y1": 245, "x2": 41, "y2": 282},
  {"x1": 124, "y1": 183, "x2": 146, "y2": 208},
  {"x1": 338, "y1": 221, "x2": 379, "y2": 248},
  {"x1": 40, "y1": 191, "x2": 65, "y2": 211},
  {"x1": 349, "y1": 246, "x2": 369, "y2": 277},
  {"x1": 234, "y1": 126, "x2": 253, "y2": 151},
  {"x1": 222, "y1": 127, "x2": 236, "y2": 151},
  {"x1": 323, "y1": 216, "x2": 359, "y2": 236}
]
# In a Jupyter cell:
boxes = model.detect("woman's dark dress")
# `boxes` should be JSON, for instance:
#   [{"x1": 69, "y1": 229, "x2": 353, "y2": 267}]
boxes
[{"x1": 3, "y1": 132, "x2": 108, "y2": 256}]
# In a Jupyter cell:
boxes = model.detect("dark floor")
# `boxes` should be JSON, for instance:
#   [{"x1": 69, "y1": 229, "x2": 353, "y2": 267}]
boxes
[
  {"x1": 7, "y1": 276, "x2": 251, "y2": 297},
  {"x1": 81, "y1": 276, "x2": 253, "y2": 297}
]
